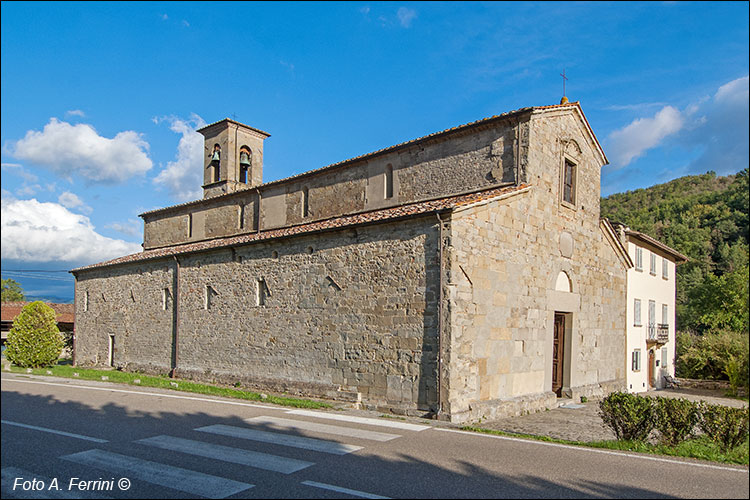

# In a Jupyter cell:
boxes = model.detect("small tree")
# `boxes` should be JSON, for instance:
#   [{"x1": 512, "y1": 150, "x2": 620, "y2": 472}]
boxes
[
  {"x1": 5, "y1": 301, "x2": 64, "y2": 368},
  {"x1": 1, "y1": 278, "x2": 25, "y2": 302}
]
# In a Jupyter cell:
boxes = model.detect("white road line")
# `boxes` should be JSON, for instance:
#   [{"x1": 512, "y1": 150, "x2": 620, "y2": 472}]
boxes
[
  {"x1": 1, "y1": 420, "x2": 108, "y2": 444},
  {"x1": 301, "y1": 480, "x2": 391, "y2": 499},
  {"x1": 195, "y1": 424, "x2": 363, "y2": 455},
  {"x1": 1, "y1": 467, "x2": 112, "y2": 499},
  {"x1": 1, "y1": 377, "x2": 281, "y2": 410},
  {"x1": 59, "y1": 449, "x2": 253, "y2": 498},
  {"x1": 137, "y1": 435, "x2": 313, "y2": 474},
  {"x1": 286, "y1": 409, "x2": 430, "y2": 432},
  {"x1": 246, "y1": 416, "x2": 401, "y2": 442},
  {"x1": 434, "y1": 428, "x2": 750, "y2": 473}
]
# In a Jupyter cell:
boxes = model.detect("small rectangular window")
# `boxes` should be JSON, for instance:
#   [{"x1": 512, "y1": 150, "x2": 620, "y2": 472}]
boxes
[
  {"x1": 239, "y1": 204, "x2": 245, "y2": 230},
  {"x1": 563, "y1": 160, "x2": 576, "y2": 205},
  {"x1": 634, "y1": 299, "x2": 642, "y2": 327},
  {"x1": 650, "y1": 253, "x2": 657, "y2": 275},
  {"x1": 632, "y1": 349, "x2": 641, "y2": 372},
  {"x1": 188, "y1": 214, "x2": 193, "y2": 238},
  {"x1": 635, "y1": 248, "x2": 643, "y2": 271},
  {"x1": 662, "y1": 304, "x2": 668, "y2": 325},
  {"x1": 108, "y1": 335, "x2": 115, "y2": 367},
  {"x1": 662, "y1": 257, "x2": 668, "y2": 279}
]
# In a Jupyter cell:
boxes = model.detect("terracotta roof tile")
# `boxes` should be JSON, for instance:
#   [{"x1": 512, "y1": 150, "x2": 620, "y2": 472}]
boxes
[
  {"x1": 1, "y1": 302, "x2": 75, "y2": 324},
  {"x1": 74, "y1": 184, "x2": 529, "y2": 273}
]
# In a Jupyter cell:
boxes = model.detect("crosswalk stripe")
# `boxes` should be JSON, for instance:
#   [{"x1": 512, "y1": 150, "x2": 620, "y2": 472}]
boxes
[
  {"x1": 1, "y1": 467, "x2": 111, "y2": 499},
  {"x1": 1, "y1": 420, "x2": 108, "y2": 443},
  {"x1": 59, "y1": 449, "x2": 253, "y2": 498},
  {"x1": 302, "y1": 480, "x2": 391, "y2": 499},
  {"x1": 245, "y1": 416, "x2": 401, "y2": 442},
  {"x1": 286, "y1": 410, "x2": 431, "y2": 432},
  {"x1": 137, "y1": 435, "x2": 313, "y2": 474},
  {"x1": 195, "y1": 424, "x2": 363, "y2": 455}
]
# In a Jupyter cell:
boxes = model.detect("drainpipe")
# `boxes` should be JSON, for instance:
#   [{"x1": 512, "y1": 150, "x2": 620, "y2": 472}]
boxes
[
  {"x1": 435, "y1": 212, "x2": 445, "y2": 418},
  {"x1": 256, "y1": 187, "x2": 262, "y2": 233},
  {"x1": 170, "y1": 256, "x2": 180, "y2": 378}
]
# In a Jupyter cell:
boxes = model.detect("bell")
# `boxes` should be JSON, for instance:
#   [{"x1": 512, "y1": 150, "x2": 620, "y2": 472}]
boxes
[
  {"x1": 211, "y1": 150, "x2": 220, "y2": 162},
  {"x1": 239, "y1": 151, "x2": 251, "y2": 166}
]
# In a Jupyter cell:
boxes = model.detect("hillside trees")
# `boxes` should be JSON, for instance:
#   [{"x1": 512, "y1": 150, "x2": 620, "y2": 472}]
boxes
[
  {"x1": 601, "y1": 169, "x2": 749, "y2": 385},
  {"x1": 1, "y1": 278, "x2": 25, "y2": 302}
]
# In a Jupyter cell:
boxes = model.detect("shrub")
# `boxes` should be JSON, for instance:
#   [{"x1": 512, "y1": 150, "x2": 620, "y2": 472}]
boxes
[
  {"x1": 676, "y1": 329, "x2": 749, "y2": 386},
  {"x1": 598, "y1": 392, "x2": 655, "y2": 441},
  {"x1": 698, "y1": 402, "x2": 750, "y2": 451},
  {"x1": 5, "y1": 301, "x2": 64, "y2": 368},
  {"x1": 653, "y1": 396, "x2": 700, "y2": 445}
]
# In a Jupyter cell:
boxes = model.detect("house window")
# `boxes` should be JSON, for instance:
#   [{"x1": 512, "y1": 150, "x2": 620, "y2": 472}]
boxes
[
  {"x1": 661, "y1": 347, "x2": 668, "y2": 367},
  {"x1": 662, "y1": 257, "x2": 668, "y2": 279},
  {"x1": 302, "y1": 187, "x2": 309, "y2": 218},
  {"x1": 204, "y1": 285, "x2": 216, "y2": 310},
  {"x1": 650, "y1": 252, "x2": 657, "y2": 275},
  {"x1": 632, "y1": 349, "x2": 641, "y2": 372},
  {"x1": 562, "y1": 159, "x2": 576, "y2": 205},
  {"x1": 648, "y1": 300, "x2": 656, "y2": 327},
  {"x1": 662, "y1": 304, "x2": 668, "y2": 325},
  {"x1": 385, "y1": 164, "x2": 394, "y2": 199},
  {"x1": 634, "y1": 299, "x2": 642, "y2": 327},
  {"x1": 635, "y1": 248, "x2": 643, "y2": 271}
]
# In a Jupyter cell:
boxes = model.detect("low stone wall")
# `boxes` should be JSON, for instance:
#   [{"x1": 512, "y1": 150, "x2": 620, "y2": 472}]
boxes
[{"x1": 675, "y1": 377, "x2": 747, "y2": 396}]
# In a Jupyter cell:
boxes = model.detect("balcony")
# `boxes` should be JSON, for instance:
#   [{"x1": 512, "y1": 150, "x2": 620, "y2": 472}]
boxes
[{"x1": 647, "y1": 324, "x2": 669, "y2": 344}]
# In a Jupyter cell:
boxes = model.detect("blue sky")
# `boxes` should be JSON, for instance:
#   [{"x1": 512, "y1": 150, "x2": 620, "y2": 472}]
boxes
[{"x1": 1, "y1": 1, "x2": 748, "y2": 302}]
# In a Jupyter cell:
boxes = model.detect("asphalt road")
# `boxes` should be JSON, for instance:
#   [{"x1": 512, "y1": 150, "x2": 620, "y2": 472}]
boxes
[{"x1": 1, "y1": 373, "x2": 748, "y2": 499}]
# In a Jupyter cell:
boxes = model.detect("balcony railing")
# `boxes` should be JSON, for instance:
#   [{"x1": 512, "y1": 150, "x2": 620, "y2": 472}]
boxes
[{"x1": 647, "y1": 324, "x2": 669, "y2": 343}]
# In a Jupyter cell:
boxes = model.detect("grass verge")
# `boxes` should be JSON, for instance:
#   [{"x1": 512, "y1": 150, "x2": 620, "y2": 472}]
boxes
[
  {"x1": 461, "y1": 426, "x2": 749, "y2": 466},
  {"x1": 5, "y1": 362, "x2": 332, "y2": 410}
]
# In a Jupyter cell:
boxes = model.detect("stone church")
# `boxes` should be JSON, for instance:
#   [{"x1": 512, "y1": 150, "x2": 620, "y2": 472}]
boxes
[{"x1": 71, "y1": 100, "x2": 630, "y2": 423}]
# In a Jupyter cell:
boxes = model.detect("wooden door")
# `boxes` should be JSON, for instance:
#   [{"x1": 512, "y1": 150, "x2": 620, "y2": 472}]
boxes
[
  {"x1": 552, "y1": 314, "x2": 565, "y2": 397},
  {"x1": 648, "y1": 349, "x2": 655, "y2": 388}
]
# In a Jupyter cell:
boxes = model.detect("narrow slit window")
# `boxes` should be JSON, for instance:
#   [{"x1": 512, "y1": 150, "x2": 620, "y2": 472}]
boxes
[
  {"x1": 163, "y1": 288, "x2": 172, "y2": 311},
  {"x1": 385, "y1": 164, "x2": 394, "y2": 199},
  {"x1": 108, "y1": 335, "x2": 115, "y2": 367},
  {"x1": 188, "y1": 214, "x2": 193, "y2": 238},
  {"x1": 239, "y1": 204, "x2": 245, "y2": 230},
  {"x1": 256, "y1": 279, "x2": 268, "y2": 306},
  {"x1": 302, "y1": 187, "x2": 309, "y2": 218}
]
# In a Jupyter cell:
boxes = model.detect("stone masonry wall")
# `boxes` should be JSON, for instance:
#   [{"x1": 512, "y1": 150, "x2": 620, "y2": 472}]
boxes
[
  {"x1": 142, "y1": 117, "x2": 527, "y2": 250},
  {"x1": 75, "y1": 217, "x2": 441, "y2": 414},
  {"x1": 442, "y1": 108, "x2": 626, "y2": 423}
]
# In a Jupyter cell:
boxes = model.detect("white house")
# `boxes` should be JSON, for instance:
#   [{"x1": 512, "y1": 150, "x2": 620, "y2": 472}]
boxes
[{"x1": 613, "y1": 224, "x2": 688, "y2": 392}]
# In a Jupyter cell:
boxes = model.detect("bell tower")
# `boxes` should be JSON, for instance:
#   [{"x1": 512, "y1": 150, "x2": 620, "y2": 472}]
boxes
[{"x1": 197, "y1": 118, "x2": 270, "y2": 199}]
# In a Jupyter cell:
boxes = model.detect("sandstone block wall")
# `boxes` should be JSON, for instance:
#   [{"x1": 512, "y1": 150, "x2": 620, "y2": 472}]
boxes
[
  {"x1": 441, "y1": 108, "x2": 626, "y2": 423},
  {"x1": 76, "y1": 217, "x2": 441, "y2": 414},
  {"x1": 142, "y1": 117, "x2": 528, "y2": 251}
]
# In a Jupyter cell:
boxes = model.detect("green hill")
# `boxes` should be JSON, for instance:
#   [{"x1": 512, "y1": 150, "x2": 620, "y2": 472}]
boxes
[{"x1": 601, "y1": 168, "x2": 749, "y2": 334}]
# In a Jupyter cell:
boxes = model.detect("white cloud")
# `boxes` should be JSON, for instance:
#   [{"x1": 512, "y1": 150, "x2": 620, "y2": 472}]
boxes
[
  {"x1": 1, "y1": 198, "x2": 142, "y2": 263},
  {"x1": 58, "y1": 191, "x2": 92, "y2": 214},
  {"x1": 606, "y1": 106, "x2": 684, "y2": 168},
  {"x1": 679, "y1": 75, "x2": 749, "y2": 176},
  {"x1": 397, "y1": 7, "x2": 417, "y2": 28},
  {"x1": 105, "y1": 219, "x2": 142, "y2": 238},
  {"x1": 360, "y1": 6, "x2": 370, "y2": 15},
  {"x1": 152, "y1": 113, "x2": 206, "y2": 202},
  {"x1": 66, "y1": 109, "x2": 85, "y2": 117},
  {"x1": 10, "y1": 118, "x2": 152, "y2": 183}
]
